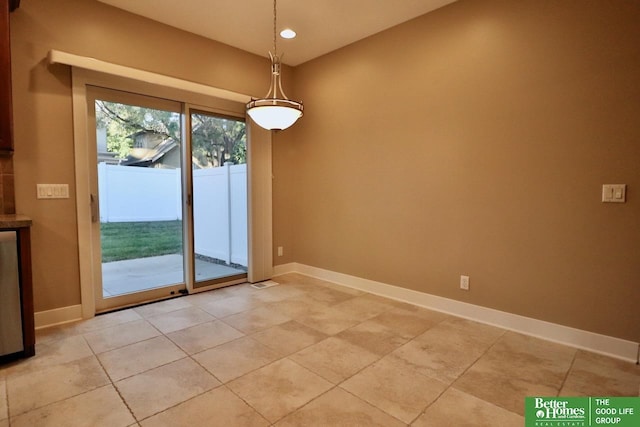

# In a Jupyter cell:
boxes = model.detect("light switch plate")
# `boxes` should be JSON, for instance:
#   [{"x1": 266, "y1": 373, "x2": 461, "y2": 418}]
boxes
[
  {"x1": 37, "y1": 184, "x2": 70, "y2": 199},
  {"x1": 602, "y1": 184, "x2": 626, "y2": 203}
]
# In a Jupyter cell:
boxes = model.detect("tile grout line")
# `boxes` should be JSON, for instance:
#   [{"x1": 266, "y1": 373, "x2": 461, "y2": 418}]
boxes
[
  {"x1": 433, "y1": 327, "x2": 510, "y2": 419},
  {"x1": 269, "y1": 383, "x2": 341, "y2": 426},
  {"x1": 264, "y1": 357, "x2": 341, "y2": 425},
  {"x1": 198, "y1": 331, "x2": 286, "y2": 423},
  {"x1": 71, "y1": 310, "x2": 146, "y2": 337},
  {"x1": 556, "y1": 348, "x2": 579, "y2": 397},
  {"x1": 93, "y1": 336, "x2": 186, "y2": 382},
  {"x1": 85, "y1": 319, "x2": 164, "y2": 355},
  {"x1": 218, "y1": 382, "x2": 273, "y2": 426},
  {"x1": 6, "y1": 334, "x2": 121, "y2": 424},
  {"x1": 338, "y1": 385, "x2": 411, "y2": 425},
  {"x1": 383, "y1": 328, "x2": 462, "y2": 425},
  {"x1": 449, "y1": 327, "x2": 507, "y2": 388},
  {"x1": 132, "y1": 386, "x2": 217, "y2": 423},
  {"x1": 408, "y1": 385, "x2": 448, "y2": 426},
  {"x1": 84, "y1": 334, "x2": 139, "y2": 424}
]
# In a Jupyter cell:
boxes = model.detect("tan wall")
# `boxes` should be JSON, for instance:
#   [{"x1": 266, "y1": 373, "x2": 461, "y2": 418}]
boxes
[
  {"x1": 9, "y1": 0, "x2": 273, "y2": 312},
  {"x1": 273, "y1": 0, "x2": 640, "y2": 341},
  {"x1": 10, "y1": 0, "x2": 639, "y2": 341}
]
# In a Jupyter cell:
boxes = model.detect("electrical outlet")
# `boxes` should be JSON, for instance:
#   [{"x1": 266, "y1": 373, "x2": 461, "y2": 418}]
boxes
[
  {"x1": 460, "y1": 275, "x2": 470, "y2": 291},
  {"x1": 277, "y1": 246, "x2": 283, "y2": 257}
]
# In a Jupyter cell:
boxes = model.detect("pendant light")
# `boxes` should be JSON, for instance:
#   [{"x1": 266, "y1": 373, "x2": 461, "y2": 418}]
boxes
[{"x1": 246, "y1": 0, "x2": 303, "y2": 131}]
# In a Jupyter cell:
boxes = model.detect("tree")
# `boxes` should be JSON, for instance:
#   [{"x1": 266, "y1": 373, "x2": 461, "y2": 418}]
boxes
[
  {"x1": 95, "y1": 100, "x2": 180, "y2": 159},
  {"x1": 191, "y1": 113, "x2": 246, "y2": 167},
  {"x1": 95, "y1": 100, "x2": 246, "y2": 166}
]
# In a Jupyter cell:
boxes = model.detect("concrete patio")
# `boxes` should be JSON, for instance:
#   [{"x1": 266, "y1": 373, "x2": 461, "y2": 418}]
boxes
[{"x1": 101, "y1": 254, "x2": 246, "y2": 296}]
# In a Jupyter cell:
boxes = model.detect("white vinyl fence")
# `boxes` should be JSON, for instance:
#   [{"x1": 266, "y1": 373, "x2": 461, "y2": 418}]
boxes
[{"x1": 98, "y1": 163, "x2": 247, "y2": 266}]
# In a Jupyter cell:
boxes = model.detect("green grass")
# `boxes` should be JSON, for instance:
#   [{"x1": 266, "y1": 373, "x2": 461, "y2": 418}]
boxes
[{"x1": 101, "y1": 221, "x2": 183, "y2": 263}]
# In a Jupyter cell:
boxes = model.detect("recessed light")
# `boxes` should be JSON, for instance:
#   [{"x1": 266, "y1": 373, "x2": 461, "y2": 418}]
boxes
[{"x1": 280, "y1": 28, "x2": 296, "y2": 39}]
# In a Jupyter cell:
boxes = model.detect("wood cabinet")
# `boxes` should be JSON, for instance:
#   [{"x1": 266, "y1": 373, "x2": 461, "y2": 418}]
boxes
[{"x1": 1, "y1": 0, "x2": 19, "y2": 153}]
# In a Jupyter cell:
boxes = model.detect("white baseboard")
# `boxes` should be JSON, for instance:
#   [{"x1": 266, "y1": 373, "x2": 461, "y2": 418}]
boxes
[
  {"x1": 273, "y1": 263, "x2": 296, "y2": 277},
  {"x1": 273, "y1": 262, "x2": 639, "y2": 363},
  {"x1": 34, "y1": 304, "x2": 83, "y2": 329}
]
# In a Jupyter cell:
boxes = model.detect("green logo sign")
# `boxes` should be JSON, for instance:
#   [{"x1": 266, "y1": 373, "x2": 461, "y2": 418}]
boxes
[{"x1": 525, "y1": 397, "x2": 640, "y2": 427}]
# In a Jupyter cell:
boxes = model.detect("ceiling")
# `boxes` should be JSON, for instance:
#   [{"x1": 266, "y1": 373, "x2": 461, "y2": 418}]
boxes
[{"x1": 96, "y1": 0, "x2": 457, "y2": 66}]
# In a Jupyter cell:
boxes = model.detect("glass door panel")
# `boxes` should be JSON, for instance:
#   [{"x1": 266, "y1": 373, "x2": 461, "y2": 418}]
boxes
[
  {"x1": 92, "y1": 89, "x2": 186, "y2": 310},
  {"x1": 190, "y1": 111, "x2": 248, "y2": 287}
]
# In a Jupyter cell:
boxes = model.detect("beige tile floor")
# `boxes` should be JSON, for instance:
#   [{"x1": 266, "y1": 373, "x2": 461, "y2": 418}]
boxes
[{"x1": 1, "y1": 273, "x2": 638, "y2": 426}]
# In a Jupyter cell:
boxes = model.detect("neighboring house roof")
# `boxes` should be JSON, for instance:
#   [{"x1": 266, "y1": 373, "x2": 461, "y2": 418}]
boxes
[
  {"x1": 98, "y1": 151, "x2": 119, "y2": 165},
  {"x1": 121, "y1": 137, "x2": 205, "y2": 169},
  {"x1": 122, "y1": 137, "x2": 177, "y2": 167}
]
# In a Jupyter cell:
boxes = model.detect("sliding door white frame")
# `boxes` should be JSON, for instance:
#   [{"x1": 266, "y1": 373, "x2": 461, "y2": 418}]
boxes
[
  {"x1": 247, "y1": 121, "x2": 273, "y2": 283},
  {"x1": 69, "y1": 63, "x2": 272, "y2": 318}
]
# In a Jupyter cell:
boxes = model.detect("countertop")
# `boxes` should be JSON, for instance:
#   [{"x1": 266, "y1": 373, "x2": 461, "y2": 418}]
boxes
[{"x1": 0, "y1": 214, "x2": 32, "y2": 229}]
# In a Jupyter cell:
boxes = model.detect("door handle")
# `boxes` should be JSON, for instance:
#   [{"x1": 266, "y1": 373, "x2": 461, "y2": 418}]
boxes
[{"x1": 90, "y1": 194, "x2": 99, "y2": 223}]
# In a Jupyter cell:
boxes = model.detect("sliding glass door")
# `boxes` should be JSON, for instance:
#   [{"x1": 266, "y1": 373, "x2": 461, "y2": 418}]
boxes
[
  {"x1": 88, "y1": 87, "x2": 247, "y2": 311},
  {"x1": 190, "y1": 111, "x2": 248, "y2": 289}
]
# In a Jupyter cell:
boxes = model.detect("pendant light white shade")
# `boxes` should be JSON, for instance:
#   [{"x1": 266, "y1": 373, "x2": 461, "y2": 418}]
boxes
[
  {"x1": 246, "y1": 0, "x2": 303, "y2": 131},
  {"x1": 247, "y1": 99, "x2": 303, "y2": 131}
]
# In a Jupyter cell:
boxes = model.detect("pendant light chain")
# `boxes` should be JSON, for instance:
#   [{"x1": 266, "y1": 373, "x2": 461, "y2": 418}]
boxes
[{"x1": 272, "y1": 0, "x2": 278, "y2": 57}]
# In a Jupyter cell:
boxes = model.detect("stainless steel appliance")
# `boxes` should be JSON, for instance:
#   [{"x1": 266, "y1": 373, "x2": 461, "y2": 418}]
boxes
[{"x1": 0, "y1": 230, "x2": 24, "y2": 358}]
